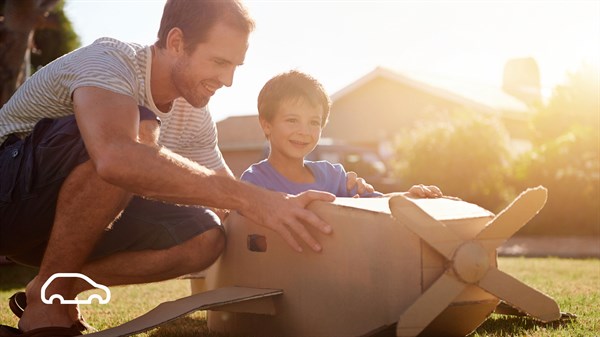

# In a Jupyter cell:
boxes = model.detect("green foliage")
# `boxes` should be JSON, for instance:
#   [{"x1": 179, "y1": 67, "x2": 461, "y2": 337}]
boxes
[
  {"x1": 532, "y1": 63, "x2": 599, "y2": 145},
  {"x1": 393, "y1": 63, "x2": 599, "y2": 236},
  {"x1": 392, "y1": 111, "x2": 513, "y2": 211},
  {"x1": 511, "y1": 64, "x2": 600, "y2": 236},
  {"x1": 31, "y1": 0, "x2": 80, "y2": 71}
]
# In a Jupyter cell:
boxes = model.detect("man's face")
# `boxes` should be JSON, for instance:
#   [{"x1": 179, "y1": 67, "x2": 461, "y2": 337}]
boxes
[{"x1": 172, "y1": 22, "x2": 249, "y2": 108}]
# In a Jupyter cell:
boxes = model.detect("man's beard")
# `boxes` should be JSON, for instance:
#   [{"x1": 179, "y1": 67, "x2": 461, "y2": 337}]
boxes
[{"x1": 172, "y1": 60, "x2": 210, "y2": 108}]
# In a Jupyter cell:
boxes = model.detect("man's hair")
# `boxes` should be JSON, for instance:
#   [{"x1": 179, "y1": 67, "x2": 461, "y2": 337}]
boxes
[
  {"x1": 257, "y1": 70, "x2": 331, "y2": 126},
  {"x1": 156, "y1": 0, "x2": 255, "y2": 53}
]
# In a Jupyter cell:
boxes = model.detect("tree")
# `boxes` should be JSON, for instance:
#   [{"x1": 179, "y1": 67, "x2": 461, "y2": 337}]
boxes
[
  {"x1": 392, "y1": 111, "x2": 512, "y2": 211},
  {"x1": 0, "y1": 0, "x2": 79, "y2": 106},
  {"x1": 511, "y1": 63, "x2": 600, "y2": 236},
  {"x1": 30, "y1": 0, "x2": 79, "y2": 71}
]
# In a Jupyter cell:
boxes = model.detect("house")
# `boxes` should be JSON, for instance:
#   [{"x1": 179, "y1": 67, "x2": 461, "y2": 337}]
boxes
[
  {"x1": 216, "y1": 114, "x2": 267, "y2": 178},
  {"x1": 217, "y1": 60, "x2": 540, "y2": 178},
  {"x1": 323, "y1": 65, "x2": 538, "y2": 149}
]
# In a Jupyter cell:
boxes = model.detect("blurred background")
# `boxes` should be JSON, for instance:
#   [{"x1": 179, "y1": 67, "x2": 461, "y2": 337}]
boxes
[{"x1": 1, "y1": 0, "x2": 598, "y2": 246}]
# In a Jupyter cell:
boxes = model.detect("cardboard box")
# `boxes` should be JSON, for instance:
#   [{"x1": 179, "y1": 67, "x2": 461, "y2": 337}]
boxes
[
  {"x1": 200, "y1": 192, "x2": 533, "y2": 336},
  {"x1": 88, "y1": 187, "x2": 559, "y2": 337}
]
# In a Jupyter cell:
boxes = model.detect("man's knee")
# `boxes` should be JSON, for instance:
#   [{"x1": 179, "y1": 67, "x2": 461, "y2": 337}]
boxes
[
  {"x1": 183, "y1": 227, "x2": 226, "y2": 270},
  {"x1": 201, "y1": 227, "x2": 226, "y2": 260}
]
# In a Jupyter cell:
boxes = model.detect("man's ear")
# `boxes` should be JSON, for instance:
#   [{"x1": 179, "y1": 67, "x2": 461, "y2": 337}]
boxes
[
  {"x1": 259, "y1": 117, "x2": 271, "y2": 138},
  {"x1": 166, "y1": 27, "x2": 185, "y2": 55}
]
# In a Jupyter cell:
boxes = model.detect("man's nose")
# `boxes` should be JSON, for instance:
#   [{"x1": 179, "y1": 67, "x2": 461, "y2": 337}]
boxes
[{"x1": 218, "y1": 65, "x2": 236, "y2": 87}]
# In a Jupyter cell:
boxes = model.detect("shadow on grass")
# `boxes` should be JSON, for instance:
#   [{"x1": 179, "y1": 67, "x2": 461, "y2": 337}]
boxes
[
  {"x1": 103, "y1": 313, "x2": 580, "y2": 337},
  {"x1": 0, "y1": 264, "x2": 37, "y2": 291},
  {"x1": 473, "y1": 314, "x2": 577, "y2": 336},
  {"x1": 147, "y1": 315, "x2": 225, "y2": 337}
]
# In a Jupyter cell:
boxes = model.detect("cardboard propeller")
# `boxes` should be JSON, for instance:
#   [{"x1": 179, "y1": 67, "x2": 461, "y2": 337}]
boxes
[{"x1": 391, "y1": 186, "x2": 561, "y2": 337}]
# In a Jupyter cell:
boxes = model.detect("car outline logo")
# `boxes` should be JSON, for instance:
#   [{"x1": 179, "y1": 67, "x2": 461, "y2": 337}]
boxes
[{"x1": 41, "y1": 273, "x2": 111, "y2": 305}]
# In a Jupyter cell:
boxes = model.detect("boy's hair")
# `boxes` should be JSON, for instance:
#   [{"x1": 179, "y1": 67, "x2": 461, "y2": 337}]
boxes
[
  {"x1": 156, "y1": 0, "x2": 255, "y2": 53},
  {"x1": 257, "y1": 70, "x2": 331, "y2": 126}
]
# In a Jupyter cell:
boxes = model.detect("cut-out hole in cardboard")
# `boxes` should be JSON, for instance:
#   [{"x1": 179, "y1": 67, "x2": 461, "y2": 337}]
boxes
[{"x1": 247, "y1": 234, "x2": 267, "y2": 252}]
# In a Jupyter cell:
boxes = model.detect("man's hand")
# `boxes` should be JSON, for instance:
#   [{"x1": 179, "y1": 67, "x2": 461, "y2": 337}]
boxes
[
  {"x1": 346, "y1": 171, "x2": 375, "y2": 196},
  {"x1": 242, "y1": 189, "x2": 335, "y2": 253}
]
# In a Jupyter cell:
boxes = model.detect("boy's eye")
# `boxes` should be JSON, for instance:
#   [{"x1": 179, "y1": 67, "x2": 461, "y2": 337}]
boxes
[
  {"x1": 286, "y1": 118, "x2": 297, "y2": 123},
  {"x1": 310, "y1": 120, "x2": 321, "y2": 126}
]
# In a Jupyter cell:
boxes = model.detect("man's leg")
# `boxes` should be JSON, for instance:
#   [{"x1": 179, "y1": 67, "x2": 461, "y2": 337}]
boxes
[
  {"x1": 18, "y1": 197, "x2": 225, "y2": 331},
  {"x1": 19, "y1": 160, "x2": 131, "y2": 331},
  {"x1": 80, "y1": 226, "x2": 224, "y2": 290}
]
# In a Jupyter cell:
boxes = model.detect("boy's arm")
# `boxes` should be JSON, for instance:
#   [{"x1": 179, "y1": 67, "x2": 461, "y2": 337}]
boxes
[{"x1": 405, "y1": 184, "x2": 443, "y2": 198}]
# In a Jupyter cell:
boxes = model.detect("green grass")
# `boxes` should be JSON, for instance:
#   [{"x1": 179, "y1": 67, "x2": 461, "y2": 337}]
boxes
[{"x1": 1, "y1": 257, "x2": 598, "y2": 336}]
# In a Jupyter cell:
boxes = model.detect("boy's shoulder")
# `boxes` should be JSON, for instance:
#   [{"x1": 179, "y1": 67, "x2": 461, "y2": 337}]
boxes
[
  {"x1": 240, "y1": 159, "x2": 270, "y2": 180},
  {"x1": 305, "y1": 160, "x2": 344, "y2": 170},
  {"x1": 305, "y1": 160, "x2": 346, "y2": 176}
]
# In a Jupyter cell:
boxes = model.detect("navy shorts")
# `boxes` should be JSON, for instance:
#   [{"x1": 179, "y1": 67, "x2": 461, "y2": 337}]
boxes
[{"x1": 0, "y1": 109, "x2": 222, "y2": 267}]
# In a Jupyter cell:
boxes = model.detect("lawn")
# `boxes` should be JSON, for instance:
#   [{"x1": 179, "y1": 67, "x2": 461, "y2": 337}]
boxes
[{"x1": 1, "y1": 257, "x2": 598, "y2": 336}]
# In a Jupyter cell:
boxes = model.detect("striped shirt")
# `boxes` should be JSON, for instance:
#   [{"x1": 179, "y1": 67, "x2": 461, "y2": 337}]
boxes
[{"x1": 0, "y1": 37, "x2": 225, "y2": 170}]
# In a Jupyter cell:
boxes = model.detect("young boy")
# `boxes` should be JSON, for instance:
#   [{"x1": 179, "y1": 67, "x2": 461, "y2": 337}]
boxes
[{"x1": 241, "y1": 70, "x2": 442, "y2": 198}]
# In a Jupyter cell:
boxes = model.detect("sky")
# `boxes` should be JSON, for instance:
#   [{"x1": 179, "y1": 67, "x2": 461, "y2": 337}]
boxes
[{"x1": 63, "y1": 0, "x2": 600, "y2": 122}]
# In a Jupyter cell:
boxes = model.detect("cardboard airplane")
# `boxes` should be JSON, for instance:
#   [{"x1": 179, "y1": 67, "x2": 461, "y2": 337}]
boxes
[{"x1": 88, "y1": 186, "x2": 562, "y2": 337}]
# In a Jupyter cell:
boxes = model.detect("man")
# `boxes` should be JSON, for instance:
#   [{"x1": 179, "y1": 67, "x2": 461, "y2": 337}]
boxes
[{"x1": 0, "y1": 1, "x2": 363, "y2": 335}]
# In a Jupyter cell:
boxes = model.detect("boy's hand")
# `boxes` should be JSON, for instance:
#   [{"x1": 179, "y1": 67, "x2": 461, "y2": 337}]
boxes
[
  {"x1": 406, "y1": 184, "x2": 443, "y2": 198},
  {"x1": 346, "y1": 171, "x2": 375, "y2": 196}
]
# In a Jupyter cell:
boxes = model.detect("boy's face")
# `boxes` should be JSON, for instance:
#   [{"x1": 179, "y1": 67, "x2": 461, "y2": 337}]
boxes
[{"x1": 261, "y1": 99, "x2": 324, "y2": 161}]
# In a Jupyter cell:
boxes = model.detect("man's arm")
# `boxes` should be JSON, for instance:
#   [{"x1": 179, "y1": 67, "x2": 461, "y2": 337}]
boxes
[
  {"x1": 209, "y1": 166, "x2": 235, "y2": 221},
  {"x1": 73, "y1": 86, "x2": 334, "y2": 252}
]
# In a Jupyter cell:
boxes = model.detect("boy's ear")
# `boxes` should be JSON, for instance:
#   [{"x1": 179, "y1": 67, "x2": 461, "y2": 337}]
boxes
[{"x1": 259, "y1": 117, "x2": 271, "y2": 138}]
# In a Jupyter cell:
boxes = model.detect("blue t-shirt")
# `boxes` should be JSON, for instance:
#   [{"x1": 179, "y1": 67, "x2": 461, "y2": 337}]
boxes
[{"x1": 241, "y1": 159, "x2": 382, "y2": 197}]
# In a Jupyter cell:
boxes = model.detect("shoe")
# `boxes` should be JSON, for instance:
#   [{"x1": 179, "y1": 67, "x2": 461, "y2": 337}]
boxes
[
  {"x1": 8, "y1": 292, "x2": 26, "y2": 318},
  {"x1": 0, "y1": 324, "x2": 82, "y2": 337},
  {"x1": 7, "y1": 292, "x2": 96, "y2": 333}
]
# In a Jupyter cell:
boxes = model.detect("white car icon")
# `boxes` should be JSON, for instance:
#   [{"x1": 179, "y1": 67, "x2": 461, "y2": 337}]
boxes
[{"x1": 41, "y1": 273, "x2": 111, "y2": 305}]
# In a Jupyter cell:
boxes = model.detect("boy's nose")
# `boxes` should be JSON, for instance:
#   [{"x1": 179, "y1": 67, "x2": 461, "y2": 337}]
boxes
[{"x1": 297, "y1": 123, "x2": 311, "y2": 135}]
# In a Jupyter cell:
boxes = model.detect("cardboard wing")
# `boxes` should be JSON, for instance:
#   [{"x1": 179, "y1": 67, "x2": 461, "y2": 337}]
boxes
[{"x1": 86, "y1": 287, "x2": 282, "y2": 337}]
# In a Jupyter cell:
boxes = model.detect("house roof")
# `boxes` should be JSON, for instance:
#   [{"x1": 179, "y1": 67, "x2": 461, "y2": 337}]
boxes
[
  {"x1": 331, "y1": 66, "x2": 531, "y2": 117},
  {"x1": 217, "y1": 67, "x2": 534, "y2": 149},
  {"x1": 216, "y1": 114, "x2": 266, "y2": 150}
]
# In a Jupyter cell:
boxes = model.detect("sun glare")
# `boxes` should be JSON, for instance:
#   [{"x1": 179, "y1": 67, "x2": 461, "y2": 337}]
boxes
[{"x1": 64, "y1": 0, "x2": 600, "y2": 119}]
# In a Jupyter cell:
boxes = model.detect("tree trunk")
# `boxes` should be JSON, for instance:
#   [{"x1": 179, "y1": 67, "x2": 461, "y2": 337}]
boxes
[{"x1": 0, "y1": 0, "x2": 59, "y2": 107}]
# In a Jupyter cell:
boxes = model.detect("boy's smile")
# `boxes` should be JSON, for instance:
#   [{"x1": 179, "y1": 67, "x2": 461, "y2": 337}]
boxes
[{"x1": 262, "y1": 99, "x2": 324, "y2": 163}]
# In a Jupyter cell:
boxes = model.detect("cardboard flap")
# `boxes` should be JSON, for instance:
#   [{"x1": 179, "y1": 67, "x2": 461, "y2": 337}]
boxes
[
  {"x1": 211, "y1": 294, "x2": 279, "y2": 315},
  {"x1": 87, "y1": 287, "x2": 283, "y2": 337},
  {"x1": 393, "y1": 195, "x2": 494, "y2": 221}
]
